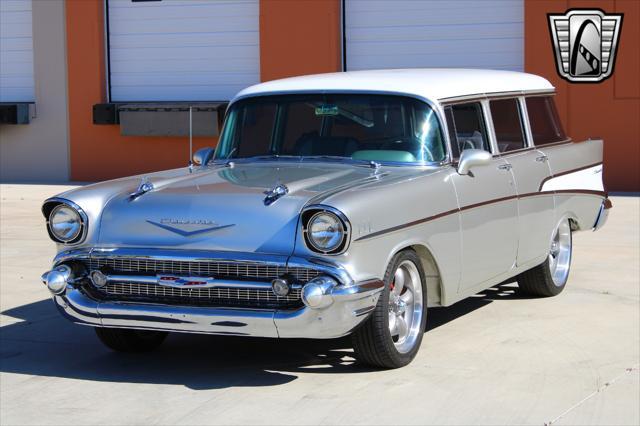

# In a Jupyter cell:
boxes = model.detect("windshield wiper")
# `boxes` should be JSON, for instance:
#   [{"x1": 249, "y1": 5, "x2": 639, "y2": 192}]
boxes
[
  {"x1": 303, "y1": 156, "x2": 381, "y2": 169},
  {"x1": 251, "y1": 154, "x2": 301, "y2": 160}
]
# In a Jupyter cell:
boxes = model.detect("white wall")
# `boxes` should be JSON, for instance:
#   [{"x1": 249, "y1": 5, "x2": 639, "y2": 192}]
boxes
[{"x1": 0, "y1": 0, "x2": 69, "y2": 182}]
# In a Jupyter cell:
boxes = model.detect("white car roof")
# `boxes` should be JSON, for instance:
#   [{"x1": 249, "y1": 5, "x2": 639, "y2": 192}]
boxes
[{"x1": 234, "y1": 68, "x2": 555, "y2": 104}]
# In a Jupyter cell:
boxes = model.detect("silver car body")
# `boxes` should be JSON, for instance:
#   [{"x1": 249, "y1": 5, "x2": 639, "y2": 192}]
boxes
[{"x1": 41, "y1": 69, "x2": 610, "y2": 338}]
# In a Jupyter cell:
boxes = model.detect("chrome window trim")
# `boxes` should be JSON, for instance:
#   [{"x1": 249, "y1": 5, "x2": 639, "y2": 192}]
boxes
[
  {"x1": 43, "y1": 197, "x2": 88, "y2": 246},
  {"x1": 519, "y1": 96, "x2": 535, "y2": 149},
  {"x1": 439, "y1": 89, "x2": 557, "y2": 105},
  {"x1": 481, "y1": 99, "x2": 499, "y2": 156}
]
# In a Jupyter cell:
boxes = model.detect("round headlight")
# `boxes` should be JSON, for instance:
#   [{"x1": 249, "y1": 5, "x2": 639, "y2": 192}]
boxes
[
  {"x1": 306, "y1": 211, "x2": 345, "y2": 253},
  {"x1": 49, "y1": 204, "x2": 83, "y2": 243}
]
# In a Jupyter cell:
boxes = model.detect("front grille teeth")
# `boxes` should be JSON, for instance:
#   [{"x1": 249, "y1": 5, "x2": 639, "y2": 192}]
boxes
[
  {"x1": 86, "y1": 257, "x2": 321, "y2": 283},
  {"x1": 78, "y1": 257, "x2": 318, "y2": 309},
  {"x1": 103, "y1": 282, "x2": 301, "y2": 302}
]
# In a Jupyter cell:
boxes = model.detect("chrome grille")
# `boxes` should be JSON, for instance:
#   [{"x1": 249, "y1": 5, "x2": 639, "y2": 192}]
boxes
[
  {"x1": 103, "y1": 282, "x2": 301, "y2": 303},
  {"x1": 86, "y1": 257, "x2": 321, "y2": 283}
]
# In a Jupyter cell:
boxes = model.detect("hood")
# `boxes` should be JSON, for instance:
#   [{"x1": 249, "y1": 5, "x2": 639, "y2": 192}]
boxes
[{"x1": 97, "y1": 162, "x2": 384, "y2": 254}]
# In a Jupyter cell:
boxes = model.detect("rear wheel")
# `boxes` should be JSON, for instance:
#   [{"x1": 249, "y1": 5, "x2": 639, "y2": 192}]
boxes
[
  {"x1": 352, "y1": 249, "x2": 427, "y2": 369},
  {"x1": 517, "y1": 218, "x2": 573, "y2": 297},
  {"x1": 95, "y1": 327, "x2": 168, "y2": 353}
]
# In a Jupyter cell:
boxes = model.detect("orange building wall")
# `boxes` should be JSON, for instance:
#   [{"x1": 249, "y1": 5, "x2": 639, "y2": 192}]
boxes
[
  {"x1": 66, "y1": 0, "x2": 218, "y2": 182},
  {"x1": 525, "y1": 0, "x2": 640, "y2": 192},
  {"x1": 259, "y1": 0, "x2": 341, "y2": 81}
]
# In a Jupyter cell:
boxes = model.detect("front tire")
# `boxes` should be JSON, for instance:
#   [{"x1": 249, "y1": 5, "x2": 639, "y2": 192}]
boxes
[
  {"x1": 352, "y1": 249, "x2": 427, "y2": 369},
  {"x1": 517, "y1": 218, "x2": 573, "y2": 297},
  {"x1": 95, "y1": 327, "x2": 168, "y2": 353}
]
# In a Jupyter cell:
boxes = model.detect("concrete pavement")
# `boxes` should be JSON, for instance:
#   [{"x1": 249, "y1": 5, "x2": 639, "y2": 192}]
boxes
[{"x1": 1, "y1": 183, "x2": 638, "y2": 425}]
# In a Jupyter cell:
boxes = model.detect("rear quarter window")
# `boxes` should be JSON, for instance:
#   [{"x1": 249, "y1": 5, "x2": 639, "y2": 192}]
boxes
[{"x1": 526, "y1": 97, "x2": 567, "y2": 145}]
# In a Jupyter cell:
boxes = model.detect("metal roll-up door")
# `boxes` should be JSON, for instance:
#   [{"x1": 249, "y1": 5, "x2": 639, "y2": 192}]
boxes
[
  {"x1": 0, "y1": 0, "x2": 35, "y2": 102},
  {"x1": 345, "y1": 0, "x2": 524, "y2": 71},
  {"x1": 107, "y1": 0, "x2": 259, "y2": 102}
]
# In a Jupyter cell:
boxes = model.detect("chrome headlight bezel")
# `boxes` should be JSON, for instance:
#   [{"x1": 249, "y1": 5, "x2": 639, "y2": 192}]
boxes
[
  {"x1": 302, "y1": 206, "x2": 350, "y2": 255},
  {"x1": 43, "y1": 199, "x2": 87, "y2": 245}
]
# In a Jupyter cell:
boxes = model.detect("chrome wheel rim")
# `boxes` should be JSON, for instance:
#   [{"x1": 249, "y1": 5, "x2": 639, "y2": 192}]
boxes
[
  {"x1": 549, "y1": 219, "x2": 572, "y2": 286},
  {"x1": 388, "y1": 260, "x2": 423, "y2": 354}
]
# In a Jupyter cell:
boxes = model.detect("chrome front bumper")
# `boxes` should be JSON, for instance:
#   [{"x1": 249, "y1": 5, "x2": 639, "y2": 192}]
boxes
[
  {"x1": 45, "y1": 248, "x2": 384, "y2": 339},
  {"x1": 52, "y1": 279, "x2": 383, "y2": 338}
]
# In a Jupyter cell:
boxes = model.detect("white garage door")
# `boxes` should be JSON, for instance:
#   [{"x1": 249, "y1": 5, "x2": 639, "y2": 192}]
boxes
[
  {"x1": 345, "y1": 0, "x2": 524, "y2": 71},
  {"x1": 0, "y1": 0, "x2": 35, "y2": 102},
  {"x1": 107, "y1": 0, "x2": 259, "y2": 102}
]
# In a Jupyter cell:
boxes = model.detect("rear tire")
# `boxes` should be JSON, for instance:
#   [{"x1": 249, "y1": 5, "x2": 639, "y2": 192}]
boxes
[
  {"x1": 352, "y1": 249, "x2": 427, "y2": 369},
  {"x1": 95, "y1": 327, "x2": 168, "y2": 353},
  {"x1": 517, "y1": 218, "x2": 573, "y2": 297}
]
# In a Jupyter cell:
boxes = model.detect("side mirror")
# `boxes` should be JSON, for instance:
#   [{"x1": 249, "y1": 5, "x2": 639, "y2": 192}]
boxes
[
  {"x1": 457, "y1": 149, "x2": 492, "y2": 175},
  {"x1": 193, "y1": 147, "x2": 215, "y2": 166}
]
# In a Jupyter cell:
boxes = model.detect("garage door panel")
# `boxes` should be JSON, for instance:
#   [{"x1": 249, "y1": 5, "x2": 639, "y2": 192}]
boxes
[
  {"x1": 111, "y1": 84, "x2": 247, "y2": 103},
  {"x1": 109, "y1": 1, "x2": 255, "y2": 20},
  {"x1": 110, "y1": 45, "x2": 258, "y2": 62},
  {"x1": 110, "y1": 71, "x2": 258, "y2": 87},
  {"x1": 348, "y1": 23, "x2": 523, "y2": 42},
  {"x1": 0, "y1": 0, "x2": 34, "y2": 102},
  {"x1": 348, "y1": 38, "x2": 522, "y2": 56},
  {"x1": 345, "y1": 0, "x2": 523, "y2": 72},
  {"x1": 109, "y1": 16, "x2": 257, "y2": 35},
  {"x1": 110, "y1": 58, "x2": 258, "y2": 74},
  {"x1": 349, "y1": 52, "x2": 523, "y2": 70},
  {"x1": 107, "y1": 0, "x2": 259, "y2": 102},
  {"x1": 109, "y1": 33, "x2": 257, "y2": 49}
]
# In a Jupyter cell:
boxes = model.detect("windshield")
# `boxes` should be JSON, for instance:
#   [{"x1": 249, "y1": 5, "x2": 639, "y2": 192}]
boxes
[{"x1": 214, "y1": 94, "x2": 446, "y2": 164}]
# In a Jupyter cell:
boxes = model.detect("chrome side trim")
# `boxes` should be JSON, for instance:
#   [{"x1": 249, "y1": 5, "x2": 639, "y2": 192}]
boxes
[{"x1": 593, "y1": 198, "x2": 612, "y2": 231}]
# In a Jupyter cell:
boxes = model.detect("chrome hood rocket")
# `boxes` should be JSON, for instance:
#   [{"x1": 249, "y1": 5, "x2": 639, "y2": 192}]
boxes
[{"x1": 48, "y1": 161, "x2": 391, "y2": 254}]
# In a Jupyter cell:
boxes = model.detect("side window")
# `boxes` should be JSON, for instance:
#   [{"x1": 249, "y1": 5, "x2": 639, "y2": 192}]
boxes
[
  {"x1": 489, "y1": 98, "x2": 526, "y2": 153},
  {"x1": 445, "y1": 102, "x2": 490, "y2": 159},
  {"x1": 526, "y1": 96, "x2": 567, "y2": 145}
]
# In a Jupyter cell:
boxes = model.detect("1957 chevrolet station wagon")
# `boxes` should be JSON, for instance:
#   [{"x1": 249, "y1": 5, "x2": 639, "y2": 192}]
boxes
[{"x1": 41, "y1": 69, "x2": 610, "y2": 368}]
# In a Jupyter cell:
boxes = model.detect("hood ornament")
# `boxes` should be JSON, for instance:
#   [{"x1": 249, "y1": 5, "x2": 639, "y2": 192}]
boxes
[
  {"x1": 147, "y1": 219, "x2": 235, "y2": 237},
  {"x1": 263, "y1": 183, "x2": 289, "y2": 206},
  {"x1": 129, "y1": 178, "x2": 154, "y2": 201}
]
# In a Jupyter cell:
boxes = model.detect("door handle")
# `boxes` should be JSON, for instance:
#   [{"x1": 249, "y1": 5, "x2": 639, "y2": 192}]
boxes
[
  {"x1": 536, "y1": 155, "x2": 548, "y2": 162},
  {"x1": 497, "y1": 163, "x2": 512, "y2": 171}
]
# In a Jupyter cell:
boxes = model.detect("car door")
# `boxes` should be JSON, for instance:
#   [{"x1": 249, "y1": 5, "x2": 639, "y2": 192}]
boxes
[
  {"x1": 445, "y1": 101, "x2": 519, "y2": 293},
  {"x1": 488, "y1": 97, "x2": 555, "y2": 267}
]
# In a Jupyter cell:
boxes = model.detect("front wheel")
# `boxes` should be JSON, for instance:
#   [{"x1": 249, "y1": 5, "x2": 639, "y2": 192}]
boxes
[
  {"x1": 94, "y1": 327, "x2": 168, "y2": 353},
  {"x1": 517, "y1": 218, "x2": 573, "y2": 297},
  {"x1": 352, "y1": 249, "x2": 427, "y2": 369}
]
